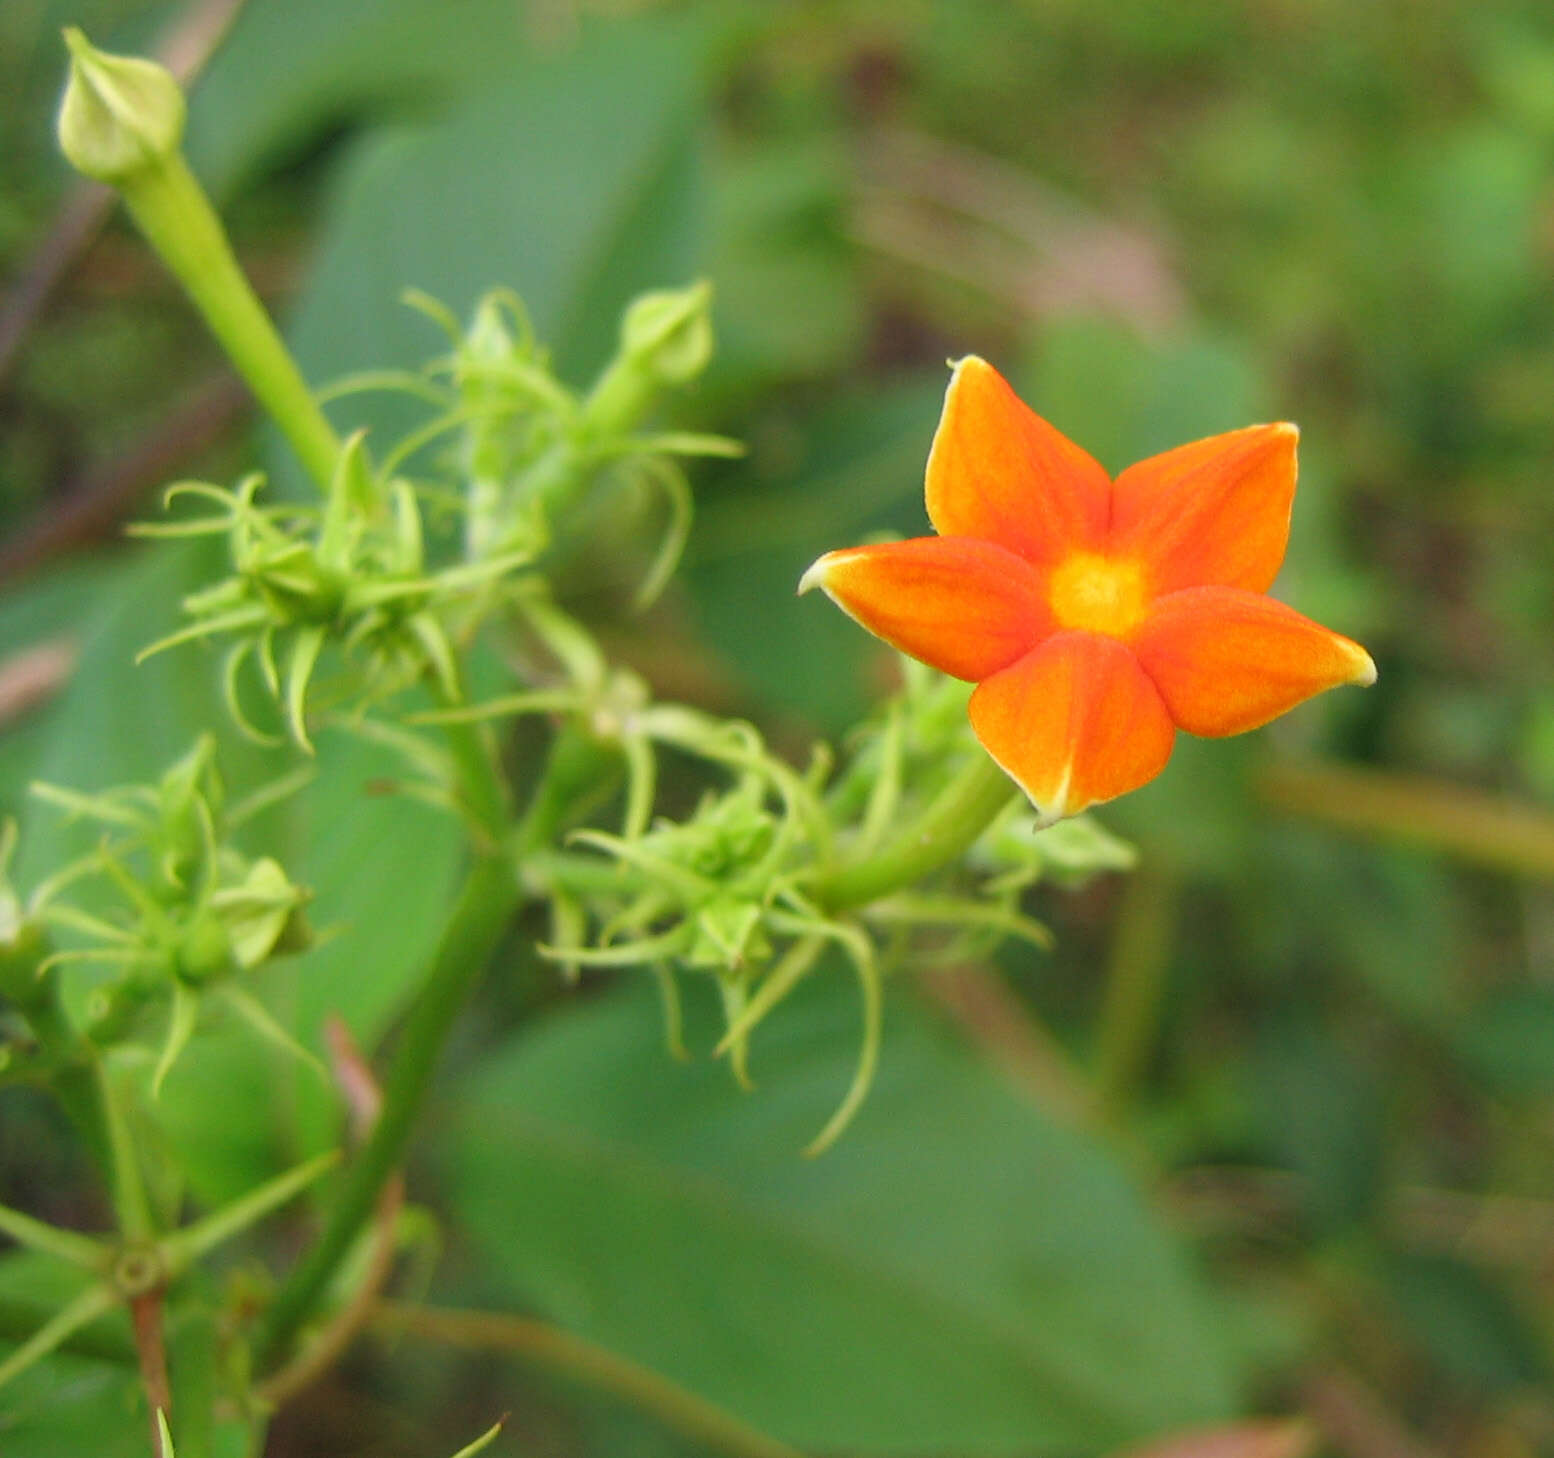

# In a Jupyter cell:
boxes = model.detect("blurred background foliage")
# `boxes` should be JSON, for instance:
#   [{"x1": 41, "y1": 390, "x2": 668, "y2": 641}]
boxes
[{"x1": 5, "y1": 0, "x2": 1554, "y2": 1455}]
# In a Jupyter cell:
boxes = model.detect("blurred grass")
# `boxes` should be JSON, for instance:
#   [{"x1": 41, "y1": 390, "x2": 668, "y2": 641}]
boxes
[{"x1": 5, "y1": 1, "x2": 1554, "y2": 1455}]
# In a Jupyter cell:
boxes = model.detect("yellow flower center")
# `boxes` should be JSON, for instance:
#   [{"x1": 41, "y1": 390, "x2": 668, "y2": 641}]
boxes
[{"x1": 1048, "y1": 552, "x2": 1148, "y2": 638}]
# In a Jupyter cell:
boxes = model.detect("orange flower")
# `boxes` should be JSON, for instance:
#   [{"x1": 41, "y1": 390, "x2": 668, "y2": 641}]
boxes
[{"x1": 801, "y1": 357, "x2": 1376, "y2": 820}]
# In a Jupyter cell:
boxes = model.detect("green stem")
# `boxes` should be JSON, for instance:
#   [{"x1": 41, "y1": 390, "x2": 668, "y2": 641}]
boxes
[
  {"x1": 252, "y1": 853, "x2": 515, "y2": 1370},
  {"x1": 252, "y1": 729, "x2": 598, "y2": 1373},
  {"x1": 814, "y1": 753, "x2": 1019, "y2": 913},
  {"x1": 1257, "y1": 759, "x2": 1554, "y2": 880},
  {"x1": 1091, "y1": 864, "x2": 1177, "y2": 1117},
  {"x1": 511, "y1": 352, "x2": 664, "y2": 528},
  {"x1": 118, "y1": 153, "x2": 340, "y2": 490},
  {"x1": 374, "y1": 1299, "x2": 810, "y2": 1458},
  {"x1": 441, "y1": 715, "x2": 510, "y2": 843},
  {"x1": 96, "y1": 1058, "x2": 155, "y2": 1243}
]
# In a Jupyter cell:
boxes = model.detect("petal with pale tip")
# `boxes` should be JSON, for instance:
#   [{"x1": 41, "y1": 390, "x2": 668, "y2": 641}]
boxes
[
  {"x1": 968, "y1": 631, "x2": 1176, "y2": 819},
  {"x1": 1109, "y1": 422, "x2": 1298, "y2": 595},
  {"x1": 1134, "y1": 585, "x2": 1377, "y2": 738},
  {"x1": 925, "y1": 357, "x2": 1111, "y2": 568},
  {"x1": 800, "y1": 537, "x2": 1054, "y2": 682}
]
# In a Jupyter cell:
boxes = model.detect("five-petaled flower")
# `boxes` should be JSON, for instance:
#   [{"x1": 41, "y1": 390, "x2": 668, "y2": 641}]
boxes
[{"x1": 801, "y1": 357, "x2": 1376, "y2": 821}]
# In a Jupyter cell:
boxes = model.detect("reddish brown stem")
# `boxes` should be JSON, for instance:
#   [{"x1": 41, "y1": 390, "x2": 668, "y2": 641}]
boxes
[{"x1": 130, "y1": 1289, "x2": 172, "y2": 1455}]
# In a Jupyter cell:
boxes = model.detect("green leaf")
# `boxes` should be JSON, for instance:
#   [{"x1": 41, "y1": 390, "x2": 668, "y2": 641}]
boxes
[
  {"x1": 1381, "y1": 1253, "x2": 1549, "y2": 1394},
  {"x1": 1454, "y1": 986, "x2": 1554, "y2": 1098},
  {"x1": 185, "y1": 0, "x2": 537, "y2": 200},
  {"x1": 0, "y1": 562, "x2": 107, "y2": 819},
  {"x1": 446, "y1": 979, "x2": 1237, "y2": 1453},
  {"x1": 685, "y1": 378, "x2": 944, "y2": 733},
  {"x1": 274, "y1": 14, "x2": 716, "y2": 494},
  {"x1": 710, "y1": 136, "x2": 865, "y2": 384},
  {"x1": 0, "y1": 1253, "x2": 141, "y2": 1458},
  {"x1": 1252, "y1": 1016, "x2": 1382, "y2": 1230}
]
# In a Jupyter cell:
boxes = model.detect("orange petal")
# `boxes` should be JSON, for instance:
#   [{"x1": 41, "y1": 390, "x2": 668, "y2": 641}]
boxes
[
  {"x1": 925, "y1": 357, "x2": 1110, "y2": 567},
  {"x1": 1134, "y1": 586, "x2": 1376, "y2": 737},
  {"x1": 968, "y1": 632, "x2": 1175, "y2": 819},
  {"x1": 800, "y1": 537, "x2": 1053, "y2": 681},
  {"x1": 1110, "y1": 423, "x2": 1297, "y2": 594}
]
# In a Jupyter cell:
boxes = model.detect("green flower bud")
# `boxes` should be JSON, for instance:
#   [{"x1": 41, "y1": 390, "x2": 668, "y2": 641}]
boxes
[
  {"x1": 688, "y1": 898, "x2": 770, "y2": 972},
  {"x1": 56, "y1": 28, "x2": 185, "y2": 183},
  {"x1": 224, "y1": 858, "x2": 312, "y2": 969},
  {"x1": 0, "y1": 917, "x2": 47, "y2": 1007},
  {"x1": 620, "y1": 281, "x2": 714, "y2": 385},
  {"x1": 465, "y1": 293, "x2": 518, "y2": 367},
  {"x1": 177, "y1": 913, "x2": 233, "y2": 984},
  {"x1": 154, "y1": 735, "x2": 220, "y2": 890}
]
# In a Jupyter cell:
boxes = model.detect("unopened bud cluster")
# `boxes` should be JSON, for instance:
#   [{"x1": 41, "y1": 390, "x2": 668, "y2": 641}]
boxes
[{"x1": 5, "y1": 738, "x2": 311, "y2": 1088}]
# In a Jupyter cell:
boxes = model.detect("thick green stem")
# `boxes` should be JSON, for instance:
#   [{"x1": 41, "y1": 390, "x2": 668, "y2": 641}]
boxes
[
  {"x1": 814, "y1": 754, "x2": 1019, "y2": 913},
  {"x1": 441, "y1": 715, "x2": 510, "y2": 843},
  {"x1": 252, "y1": 853, "x2": 516, "y2": 1369},
  {"x1": 95, "y1": 1058, "x2": 155, "y2": 1242},
  {"x1": 252, "y1": 729, "x2": 598, "y2": 1373},
  {"x1": 118, "y1": 153, "x2": 340, "y2": 490}
]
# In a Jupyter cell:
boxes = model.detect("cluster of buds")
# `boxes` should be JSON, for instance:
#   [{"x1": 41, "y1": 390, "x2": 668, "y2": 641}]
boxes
[
  {"x1": 132, "y1": 437, "x2": 527, "y2": 752},
  {"x1": 135, "y1": 280, "x2": 734, "y2": 756},
  {"x1": 1, "y1": 738, "x2": 312, "y2": 1091},
  {"x1": 405, "y1": 282, "x2": 731, "y2": 578}
]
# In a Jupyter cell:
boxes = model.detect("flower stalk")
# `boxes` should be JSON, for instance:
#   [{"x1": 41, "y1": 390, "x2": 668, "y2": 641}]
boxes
[
  {"x1": 58, "y1": 31, "x2": 341, "y2": 490},
  {"x1": 815, "y1": 752, "x2": 1019, "y2": 913}
]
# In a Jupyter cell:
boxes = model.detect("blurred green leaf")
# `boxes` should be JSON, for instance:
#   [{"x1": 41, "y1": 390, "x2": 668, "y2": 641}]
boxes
[
  {"x1": 1455, "y1": 987, "x2": 1554, "y2": 1099},
  {"x1": 1381, "y1": 1253, "x2": 1549, "y2": 1394},
  {"x1": 1027, "y1": 318, "x2": 1266, "y2": 477},
  {"x1": 447, "y1": 978, "x2": 1237, "y2": 1454},
  {"x1": 0, "y1": 563, "x2": 106, "y2": 816},
  {"x1": 0, "y1": 1253, "x2": 140, "y2": 1458},
  {"x1": 276, "y1": 14, "x2": 717, "y2": 493},
  {"x1": 711, "y1": 137, "x2": 864, "y2": 385},
  {"x1": 686, "y1": 377, "x2": 943, "y2": 732},
  {"x1": 186, "y1": 0, "x2": 535, "y2": 199},
  {"x1": 1252, "y1": 1018, "x2": 1382, "y2": 1230}
]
